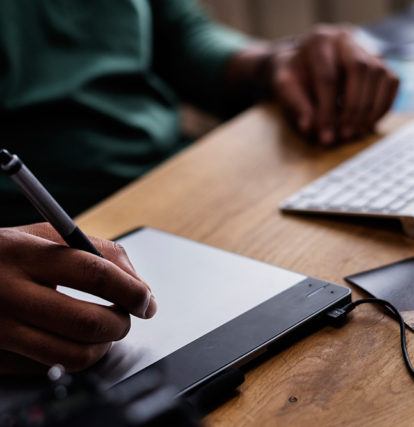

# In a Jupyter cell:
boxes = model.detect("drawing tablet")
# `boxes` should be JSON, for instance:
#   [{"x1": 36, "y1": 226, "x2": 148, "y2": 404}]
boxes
[{"x1": 58, "y1": 227, "x2": 351, "y2": 395}]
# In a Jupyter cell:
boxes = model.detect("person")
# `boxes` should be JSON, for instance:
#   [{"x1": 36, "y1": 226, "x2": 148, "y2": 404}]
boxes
[
  {"x1": 0, "y1": 223, "x2": 157, "y2": 373},
  {"x1": 0, "y1": 1, "x2": 399, "y2": 373},
  {"x1": 0, "y1": 0, "x2": 398, "y2": 226}
]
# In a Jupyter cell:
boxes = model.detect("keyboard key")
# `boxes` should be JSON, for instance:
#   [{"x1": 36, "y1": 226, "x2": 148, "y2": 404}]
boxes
[
  {"x1": 327, "y1": 191, "x2": 359, "y2": 209},
  {"x1": 288, "y1": 199, "x2": 312, "y2": 210},
  {"x1": 307, "y1": 185, "x2": 344, "y2": 205},
  {"x1": 348, "y1": 197, "x2": 370, "y2": 210},
  {"x1": 370, "y1": 194, "x2": 399, "y2": 210},
  {"x1": 389, "y1": 199, "x2": 409, "y2": 212},
  {"x1": 359, "y1": 189, "x2": 383, "y2": 201}
]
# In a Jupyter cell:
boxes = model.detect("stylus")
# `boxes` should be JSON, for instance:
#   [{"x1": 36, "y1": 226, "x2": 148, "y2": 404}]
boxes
[{"x1": 0, "y1": 149, "x2": 102, "y2": 257}]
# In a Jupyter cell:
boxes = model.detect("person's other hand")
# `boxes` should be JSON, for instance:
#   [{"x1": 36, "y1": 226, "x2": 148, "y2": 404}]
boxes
[
  {"x1": 271, "y1": 25, "x2": 400, "y2": 145},
  {"x1": 0, "y1": 223, "x2": 156, "y2": 374}
]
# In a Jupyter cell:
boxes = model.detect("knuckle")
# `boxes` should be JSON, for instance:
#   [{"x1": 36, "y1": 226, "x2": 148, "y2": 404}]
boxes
[
  {"x1": 306, "y1": 24, "x2": 346, "y2": 48},
  {"x1": 113, "y1": 242, "x2": 127, "y2": 256},
  {"x1": 112, "y1": 242, "x2": 128, "y2": 261},
  {"x1": 77, "y1": 309, "x2": 107, "y2": 341},
  {"x1": 275, "y1": 69, "x2": 294, "y2": 87},
  {"x1": 109, "y1": 241, "x2": 137, "y2": 275},
  {"x1": 0, "y1": 229, "x2": 19, "y2": 253},
  {"x1": 82, "y1": 256, "x2": 108, "y2": 288},
  {"x1": 0, "y1": 228, "x2": 13, "y2": 242},
  {"x1": 97, "y1": 238, "x2": 126, "y2": 256},
  {"x1": 337, "y1": 27, "x2": 351, "y2": 42},
  {"x1": 310, "y1": 24, "x2": 334, "y2": 40},
  {"x1": 310, "y1": 32, "x2": 328, "y2": 45}
]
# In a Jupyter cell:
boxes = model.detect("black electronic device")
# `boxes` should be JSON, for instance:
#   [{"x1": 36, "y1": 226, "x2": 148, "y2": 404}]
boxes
[{"x1": 81, "y1": 227, "x2": 352, "y2": 396}]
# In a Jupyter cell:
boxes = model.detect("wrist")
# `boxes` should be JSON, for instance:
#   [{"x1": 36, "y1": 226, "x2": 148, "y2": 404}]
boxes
[
  {"x1": 225, "y1": 37, "x2": 300, "y2": 102},
  {"x1": 226, "y1": 43, "x2": 274, "y2": 98}
]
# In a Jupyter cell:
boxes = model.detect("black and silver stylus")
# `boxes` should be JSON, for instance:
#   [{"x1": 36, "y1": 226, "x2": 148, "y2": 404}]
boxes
[{"x1": 0, "y1": 149, "x2": 102, "y2": 257}]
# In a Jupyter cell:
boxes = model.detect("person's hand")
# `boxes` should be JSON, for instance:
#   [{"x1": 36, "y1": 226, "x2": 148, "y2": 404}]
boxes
[
  {"x1": 0, "y1": 223, "x2": 156, "y2": 374},
  {"x1": 270, "y1": 25, "x2": 400, "y2": 145}
]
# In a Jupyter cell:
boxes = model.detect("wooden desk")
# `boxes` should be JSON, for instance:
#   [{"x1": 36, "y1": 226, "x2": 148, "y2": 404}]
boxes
[{"x1": 78, "y1": 104, "x2": 414, "y2": 427}]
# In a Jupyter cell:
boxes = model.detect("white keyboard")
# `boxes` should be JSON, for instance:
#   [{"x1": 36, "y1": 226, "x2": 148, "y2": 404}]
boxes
[{"x1": 280, "y1": 122, "x2": 414, "y2": 236}]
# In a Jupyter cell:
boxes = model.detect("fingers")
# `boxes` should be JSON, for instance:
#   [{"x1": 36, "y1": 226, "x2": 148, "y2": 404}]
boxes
[
  {"x1": 272, "y1": 25, "x2": 399, "y2": 145},
  {"x1": 273, "y1": 55, "x2": 314, "y2": 134},
  {"x1": 90, "y1": 237, "x2": 142, "y2": 280},
  {"x1": 28, "y1": 243, "x2": 154, "y2": 318},
  {"x1": 1, "y1": 318, "x2": 111, "y2": 372},
  {"x1": 337, "y1": 36, "x2": 377, "y2": 139},
  {"x1": 367, "y1": 69, "x2": 400, "y2": 128},
  {"x1": 339, "y1": 54, "x2": 371, "y2": 139},
  {"x1": 7, "y1": 229, "x2": 155, "y2": 318},
  {"x1": 0, "y1": 226, "x2": 156, "y2": 373},
  {"x1": 0, "y1": 279, "x2": 131, "y2": 344},
  {"x1": 302, "y1": 29, "x2": 339, "y2": 145},
  {"x1": 337, "y1": 34, "x2": 399, "y2": 140}
]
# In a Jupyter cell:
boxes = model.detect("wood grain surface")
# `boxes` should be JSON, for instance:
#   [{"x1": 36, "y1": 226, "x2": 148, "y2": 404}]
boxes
[{"x1": 77, "y1": 104, "x2": 414, "y2": 427}]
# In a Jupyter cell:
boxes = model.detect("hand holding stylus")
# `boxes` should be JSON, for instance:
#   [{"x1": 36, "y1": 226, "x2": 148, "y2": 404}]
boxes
[{"x1": 0, "y1": 223, "x2": 157, "y2": 374}]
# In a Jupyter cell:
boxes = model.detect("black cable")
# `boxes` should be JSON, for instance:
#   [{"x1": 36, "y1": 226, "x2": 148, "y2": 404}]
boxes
[{"x1": 328, "y1": 298, "x2": 414, "y2": 378}]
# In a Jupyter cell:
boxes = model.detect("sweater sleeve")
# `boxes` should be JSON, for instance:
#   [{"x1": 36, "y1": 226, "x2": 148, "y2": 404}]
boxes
[{"x1": 150, "y1": 0, "x2": 251, "y2": 114}]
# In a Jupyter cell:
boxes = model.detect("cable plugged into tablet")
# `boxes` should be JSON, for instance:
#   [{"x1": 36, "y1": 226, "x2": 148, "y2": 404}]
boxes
[
  {"x1": 326, "y1": 307, "x2": 348, "y2": 322},
  {"x1": 327, "y1": 298, "x2": 414, "y2": 378}
]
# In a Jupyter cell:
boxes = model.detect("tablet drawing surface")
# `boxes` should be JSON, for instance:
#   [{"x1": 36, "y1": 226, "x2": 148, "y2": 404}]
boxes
[{"x1": 58, "y1": 228, "x2": 305, "y2": 385}]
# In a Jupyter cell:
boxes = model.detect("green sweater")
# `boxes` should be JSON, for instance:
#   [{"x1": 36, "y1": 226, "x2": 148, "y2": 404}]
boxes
[{"x1": 0, "y1": 0, "x2": 248, "y2": 226}]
